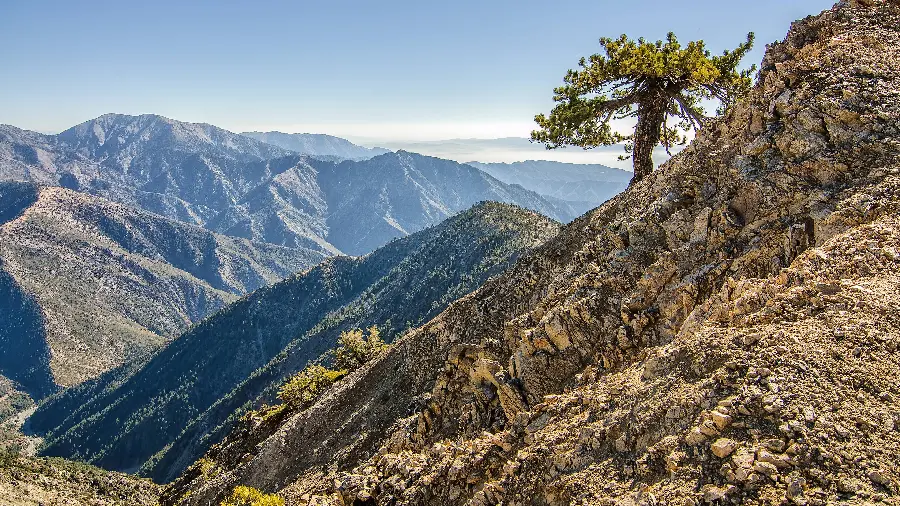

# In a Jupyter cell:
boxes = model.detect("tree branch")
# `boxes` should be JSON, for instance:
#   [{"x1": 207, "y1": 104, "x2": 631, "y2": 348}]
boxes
[{"x1": 673, "y1": 94, "x2": 707, "y2": 129}]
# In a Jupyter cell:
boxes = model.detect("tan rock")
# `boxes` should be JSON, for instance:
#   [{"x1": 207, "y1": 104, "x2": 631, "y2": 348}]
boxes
[
  {"x1": 711, "y1": 411, "x2": 732, "y2": 430},
  {"x1": 786, "y1": 478, "x2": 806, "y2": 503},
  {"x1": 868, "y1": 469, "x2": 892, "y2": 488},
  {"x1": 685, "y1": 427, "x2": 707, "y2": 446},
  {"x1": 698, "y1": 420, "x2": 720, "y2": 437},
  {"x1": 757, "y1": 449, "x2": 792, "y2": 469},
  {"x1": 703, "y1": 486, "x2": 726, "y2": 503},
  {"x1": 753, "y1": 461, "x2": 779, "y2": 477},
  {"x1": 711, "y1": 438, "x2": 737, "y2": 458}
]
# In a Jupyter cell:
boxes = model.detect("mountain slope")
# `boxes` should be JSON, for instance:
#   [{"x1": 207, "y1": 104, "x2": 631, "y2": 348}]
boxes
[
  {"x1": 163, "y1": 3, "x2": 900, "y2": 504},
  {"x1": 242, "y1": 131, "x2": 390, "y2": 160},
  {"x1": 204, "y1": 152, "x2": 575, "y2": 256},
  {"x1": 467, "y1": 160, "x2": 631, "y2": 214},
  {"x1": 0, "y1": 182, "x2": 324, "y2": 394},
  {"x1": 30, "y1": 202, "x2": 560, "y2": 481},
  {"x1": 203, "y1": 156, "x2": 338, "y2": 253},
  {"x1": 313, "y1": 151, "x2": 575, "y2": 255},
  {"x1": 0, "y1": 114, "x2": 298, "y2": 229},
  {"x1": 172, "y1": 151, "x2": 576, "y2": 256}
]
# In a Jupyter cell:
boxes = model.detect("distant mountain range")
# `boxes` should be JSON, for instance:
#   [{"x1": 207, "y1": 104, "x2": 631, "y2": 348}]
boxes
[
  {"x1": 0, "y1": 113, "x2": 621, "y2": 406},
  {"x1": 30, "y1": 202, "x2": 560, "y2": 482},
  {"x1": 1, "y1": 114, "x2": 575, "y2": 256},
  {"x1": 241, "y1": 131, "x2": 390, "y2": 160},
  {"x1": 468, "y1": 160, "x2": 631, "y2": 214},
  {"x1": 0, "y1": 181, "x2": 323, "y2": 396}
]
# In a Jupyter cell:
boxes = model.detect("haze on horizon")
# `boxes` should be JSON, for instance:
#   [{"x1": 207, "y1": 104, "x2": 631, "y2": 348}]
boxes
[{"x1": 2, "y1": 0, "x2": 834, "y2": 165}]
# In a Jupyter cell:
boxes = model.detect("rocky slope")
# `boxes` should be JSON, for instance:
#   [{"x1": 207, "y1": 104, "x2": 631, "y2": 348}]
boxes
[
  {"x1": 1, "y1": 115, "x2": 572, "y2": 256},
  {"x1": 165, "y1": 2, "x2": 900, "y2": 504},
  {"x1": 29, "y1": 202, "x2": 560, "y2": 484},
  {"x1": 0, "y1": 182, "x2": 323, "y2": 394},
  {"x1": 242, "y1": 131, "x2": 391, "y2": 160}
]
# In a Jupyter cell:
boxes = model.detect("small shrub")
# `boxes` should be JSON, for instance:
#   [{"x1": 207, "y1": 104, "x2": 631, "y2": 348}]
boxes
[
  {"x1": 197, "y1": 457, "x2": 216, "y2": 476},
  {"x1": 277, "y1": 365, "x2": 346, "y2": 410},
  {"x1": 220, "y1": 485, "x2": 284, "y2": 506},
  {"x1": 333, "y1": 325, "x2": 388, "y2": 371},
  {"x1": 274, "y1": 326, "x2": 389, "y2": 413}
]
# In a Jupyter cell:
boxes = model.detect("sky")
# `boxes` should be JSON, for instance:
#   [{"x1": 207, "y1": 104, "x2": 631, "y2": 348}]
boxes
[{"x1": 1, "y1": 0, "x2": 834, "y2": 164}]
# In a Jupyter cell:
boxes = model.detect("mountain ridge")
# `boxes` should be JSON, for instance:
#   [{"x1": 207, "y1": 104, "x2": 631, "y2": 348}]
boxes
[
  {"x1": 467, "y1": 160, "x2": 631, "y2": 215},
  {"x1": 241, "y1": 131, "x2": 391, "y2": 160},
  {"x1": 0, "y1": 181, "x2": 324, "y2": 394},
  {"x1": 2, "y1": 114, "x2": 575, "y2": 256}
]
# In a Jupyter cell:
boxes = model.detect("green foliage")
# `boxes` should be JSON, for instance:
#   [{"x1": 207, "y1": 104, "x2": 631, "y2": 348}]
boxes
[
  {"x1": 196, "y1": 456, "x2": 217, "y2": 476},
  {"x1": 0, "y1": 388, "x2": 34, "y2": 424},
  {"x1": 220, "y1": 485, "x2": 284, "y2": 506},
  {"x1": 333, "y1": 325, "x2": 389, "y2": 371},
  {"x1": 532, "y1": 31, "x2": 755, "y2": 181},
  {"x1": 277, "y1": 365, "x2": 346, "y2": 410},
  {"x1": 0, "y1": 445, "x2": 21, "y2": 469},
  {"x1": 275, "y1": 326, "x2": 386, "y2": 412}
]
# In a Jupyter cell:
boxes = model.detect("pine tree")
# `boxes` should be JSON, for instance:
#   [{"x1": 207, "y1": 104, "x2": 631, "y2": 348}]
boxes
[{"x1": 532, "y1": 32, "x2": 755, "y2": 184}]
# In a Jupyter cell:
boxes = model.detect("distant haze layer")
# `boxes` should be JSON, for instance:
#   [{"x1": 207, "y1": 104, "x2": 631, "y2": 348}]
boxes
[{"x1": 362, "y1": 137, "x2": 679, "y2": 167}]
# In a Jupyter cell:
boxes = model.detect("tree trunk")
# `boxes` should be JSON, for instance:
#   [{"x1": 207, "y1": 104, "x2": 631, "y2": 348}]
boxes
[{"x1": 631, "y1": 94, "x2": 666, "y2": 185}]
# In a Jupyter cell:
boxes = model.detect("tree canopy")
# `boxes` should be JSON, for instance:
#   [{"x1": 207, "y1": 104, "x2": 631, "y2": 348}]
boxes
[{"x1": 531, "y1": 32, "x2": 756, "y2": 184}]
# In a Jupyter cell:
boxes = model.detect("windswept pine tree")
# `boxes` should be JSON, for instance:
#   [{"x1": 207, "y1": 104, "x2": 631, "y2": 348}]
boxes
[{"x1": 532, "y1": 32, "x2": 755, "y2": 184}]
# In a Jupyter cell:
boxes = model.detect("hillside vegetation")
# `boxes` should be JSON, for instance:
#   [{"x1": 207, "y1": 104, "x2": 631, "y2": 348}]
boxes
[{"x1": 0, "y1": 454, "x2": 160, "y2": 506}]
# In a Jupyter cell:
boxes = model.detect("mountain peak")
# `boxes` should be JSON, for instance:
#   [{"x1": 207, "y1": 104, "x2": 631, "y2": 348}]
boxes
[{"x1": 242, "y1": 131, "x2": 390, "y2": 160}]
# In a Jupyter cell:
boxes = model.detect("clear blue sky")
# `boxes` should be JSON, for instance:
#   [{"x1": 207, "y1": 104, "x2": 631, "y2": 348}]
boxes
[{"x1": 1, "y1": 0, "x2": 834, "y2": 142}]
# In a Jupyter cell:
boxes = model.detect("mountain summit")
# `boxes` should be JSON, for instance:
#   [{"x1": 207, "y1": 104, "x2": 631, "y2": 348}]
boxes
[{"x1": 241, "y1": 131, "x2": 390, "y2": 160}]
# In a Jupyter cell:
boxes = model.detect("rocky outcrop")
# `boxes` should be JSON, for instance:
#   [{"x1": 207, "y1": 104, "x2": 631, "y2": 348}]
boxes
[{"x1": 168, "y1": 2, "x2": 900, "y2": 504}]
